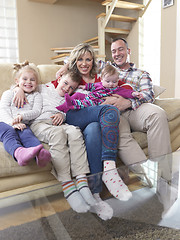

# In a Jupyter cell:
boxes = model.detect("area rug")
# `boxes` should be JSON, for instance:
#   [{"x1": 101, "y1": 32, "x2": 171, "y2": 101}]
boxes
[{"x1": 1, "y1": 208, "x2": 180, "y2": 240}]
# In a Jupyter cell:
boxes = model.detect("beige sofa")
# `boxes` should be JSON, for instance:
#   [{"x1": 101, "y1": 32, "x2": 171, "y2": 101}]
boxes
[{"x1": 0, "y1": 63, "x2": 180, "y2": 195}]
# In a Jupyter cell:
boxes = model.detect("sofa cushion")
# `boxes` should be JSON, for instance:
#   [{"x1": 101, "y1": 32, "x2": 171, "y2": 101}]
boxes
[
  {"x1": 155, "y1": 98, "x2": 180, "y2": 121},
  {"x1": 0, "y1": 143, "x2": 52, "y2": 177},
  {"x1": 0, "y1": 63, "x2": 14, "y2": 97},
  {"x1": 37, "y1": 64, "x2": 61, "y2": 84},
  {"x1": 153, "y1": 85, "x2": 166, "y2": 98}
]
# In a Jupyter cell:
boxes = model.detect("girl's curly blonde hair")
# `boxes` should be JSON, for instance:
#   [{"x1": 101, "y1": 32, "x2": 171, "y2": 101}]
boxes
[{"x1": 13, "y1": 60, "x2": 40, "y2": 84}]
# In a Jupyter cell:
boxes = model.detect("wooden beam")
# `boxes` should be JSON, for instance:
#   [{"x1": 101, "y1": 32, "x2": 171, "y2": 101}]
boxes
[
  {"x1": 97, "y1": 13, "x2": 137, "y2": 22},
  {"x1": 103, "y1": 0, "x2": 118, "y2": 28},
  {"x1": 28, "y1": 0, "x2": 57, "y2": 4},
  {"x1": 102, "y1": 0, "x2": 145, "y2": 10},
  {"x1": 105, "y1": 27, "x2": 130, "y2": 34},
  {"x1": 83, "y1": 36, "x2": 98, "y2": 45}
]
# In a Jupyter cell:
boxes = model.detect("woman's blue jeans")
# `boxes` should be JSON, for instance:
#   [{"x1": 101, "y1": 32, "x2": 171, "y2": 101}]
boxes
[
  {"x1": 83, "y1": 122, "x2": 102, "y2": 193},
  {"x1": 66, "y1": 105, "x2": 120, "y2": 194}
]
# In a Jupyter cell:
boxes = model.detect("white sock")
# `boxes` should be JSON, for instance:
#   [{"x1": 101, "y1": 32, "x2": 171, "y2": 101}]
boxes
[
  {"x1": 90, "y1": 193, "x2": 113, "y2": 221},
  {"x1": 76, "y1": 175, "x2": 97, "y2": 206},
  {"x1": 102, "y1": 161, "x2": 132, "y2": 201},
  {"x1": 62, "y1": 180, "x2": 90, "y2": 213}
]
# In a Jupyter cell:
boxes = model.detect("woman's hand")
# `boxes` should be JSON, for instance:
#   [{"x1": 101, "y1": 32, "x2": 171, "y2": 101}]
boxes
[
  {"x1": 12, "y1": 115, "x2": 23, "y2": 125},
  {"x1": 13, "y1": 123, "x2": 26, "y2": 131},
  {"x1": 51, "y1": 113, "x2": 64, "y2": 126},
  {"x1": 102, "y1": 94, "x2": 132, "y2": 111},
  {"x1": 13, "y1": 87, "x2": 28, "y2": 108},
  {"x1": 56, "y1": 63, "x2": 69, "y2": 79}
]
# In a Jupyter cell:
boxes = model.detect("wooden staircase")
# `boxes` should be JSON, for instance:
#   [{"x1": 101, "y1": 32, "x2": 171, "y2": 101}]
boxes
[
  {"x1": 51, "y1": 0, "x2": 151, "y2": 64},
  {"x1": 50, "y1": 37, "x2": 105, "y2": 64}
]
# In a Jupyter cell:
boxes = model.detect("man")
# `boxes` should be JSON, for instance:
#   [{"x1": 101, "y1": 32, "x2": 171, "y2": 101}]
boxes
[{"x1": 102, "y1": 37, "x2": 172, "y2": 166}]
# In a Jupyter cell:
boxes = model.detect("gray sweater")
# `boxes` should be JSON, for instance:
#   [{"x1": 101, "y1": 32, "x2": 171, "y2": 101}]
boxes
[
  {"x1": 33, "y1": 83, "x2": 66, "y2": 122},
  {"x1": 0, "y1": 89, "x2": 43, "y2": 126}
]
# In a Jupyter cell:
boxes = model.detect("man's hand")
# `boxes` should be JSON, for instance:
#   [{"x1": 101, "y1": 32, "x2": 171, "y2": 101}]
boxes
[
  {"x1": 132, "y1": 91, "x2": 143, "y2": 100},
  {"x1": 51, "y1": 113, "x2": 64, "y2": 126},
  {"x1": 13, "y1": 123, "x2": 26, "y2": 131},
  {"x1": 102, "y1": 94, "x2": 132, "y2": 111}
]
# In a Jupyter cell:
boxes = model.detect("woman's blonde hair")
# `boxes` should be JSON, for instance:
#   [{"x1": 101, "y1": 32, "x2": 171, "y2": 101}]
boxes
[
  {"x1": 68, "y1": 43, "x2": 97, "y2": 79},
  {"x1": 13, "y1": 60, "x2": 40, "y2": 85}
]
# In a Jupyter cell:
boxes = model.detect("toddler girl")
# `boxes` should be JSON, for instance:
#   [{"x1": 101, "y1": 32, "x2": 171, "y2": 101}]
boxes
[{"x1": 0, "y1": 61, "x2": 51, "y2": 167}]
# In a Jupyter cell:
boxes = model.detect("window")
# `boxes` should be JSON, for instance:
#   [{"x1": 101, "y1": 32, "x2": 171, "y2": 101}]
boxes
[
  {"x1": 139, "y1": 0, "x2": 161, "y2": 85},
  {"x1": 0, "y1": 0, "x2": 19, "y2": 63}
]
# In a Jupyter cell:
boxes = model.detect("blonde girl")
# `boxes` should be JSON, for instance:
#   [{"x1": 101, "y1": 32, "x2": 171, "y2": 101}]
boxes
[{"x1": 0, "y1": 61, "x2": 51, "y2": 167}]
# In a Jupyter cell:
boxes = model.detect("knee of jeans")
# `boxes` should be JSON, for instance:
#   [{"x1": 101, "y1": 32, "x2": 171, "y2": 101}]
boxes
[
  {"x1": 100, "y1": 105, "x2": 120, "y2": 125},
  {"x1": 83, "y1": 122, "x2": 101, "y2": 137}
]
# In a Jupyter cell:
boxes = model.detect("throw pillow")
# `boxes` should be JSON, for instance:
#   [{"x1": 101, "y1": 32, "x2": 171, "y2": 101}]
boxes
[{"x1": 153, "y1": 85, "x2": 166, "y2": 98}]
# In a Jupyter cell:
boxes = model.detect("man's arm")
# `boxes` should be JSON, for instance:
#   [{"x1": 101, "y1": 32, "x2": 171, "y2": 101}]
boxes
[
  {"x1": 102, "y1": 94, "x2": 131, "y2": 111},
  {"x1": 128, "y1": 71, "x2": 155, "y2": 110}
]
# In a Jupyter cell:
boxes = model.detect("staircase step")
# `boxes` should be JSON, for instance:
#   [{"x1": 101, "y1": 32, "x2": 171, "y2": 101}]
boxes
[
  {"x1": 105, "y1": 27, "x2": 130, "y2": 35},
  {"x1": 102, "y1": 0, "x2": 145, "y2": 10},
  {"x1": 51, "y1": 45, "x2": 99, "y2": 54},
  {"x1": 84, "y1": 36, "x2": 98, "y2": 45},
  {"x1": 51, "y1": 53, "x2": 69, "y2": 60},
  {"x1": 51, "y1": 53, "x2": 106, "y2": 64},
  {"x1": 97, "y1": 13, "x2": 137, "y2": 22}
]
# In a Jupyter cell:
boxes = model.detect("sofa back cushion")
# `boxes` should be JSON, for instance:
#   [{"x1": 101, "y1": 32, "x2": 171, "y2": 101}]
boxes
[
  {"x1": 37, "y1": 64, "x2": 61, "y2": 84},
  {"x1": 0, "y1": 63, "x2": 15, "y2": 97},
  {"x1": 0, "y1": 63, "x2": 62, "y2": 97}
]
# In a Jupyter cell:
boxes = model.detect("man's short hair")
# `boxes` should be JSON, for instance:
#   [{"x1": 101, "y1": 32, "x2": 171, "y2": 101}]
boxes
[{"x1": 112, "y1": 37, "x2": 128, "y2": 48}]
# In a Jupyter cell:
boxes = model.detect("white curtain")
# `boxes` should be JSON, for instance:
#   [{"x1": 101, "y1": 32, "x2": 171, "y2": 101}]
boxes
[
  {"x1": 139, "y1": 0, "x2": 161, "y2": 85},
  {"x1": 0, "y1": 0, "x2": 18, "y2": 63}
]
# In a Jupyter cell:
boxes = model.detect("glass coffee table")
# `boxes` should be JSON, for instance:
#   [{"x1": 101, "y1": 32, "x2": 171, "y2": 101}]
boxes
[{"x1": 0, "y1": 151, "x2": 180, "y2": 239}]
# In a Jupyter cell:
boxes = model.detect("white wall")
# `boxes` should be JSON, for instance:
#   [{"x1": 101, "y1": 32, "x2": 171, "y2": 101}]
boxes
[
  {"x1": 16, "y1": 0, "x2": 104, "y2": 65},
  {"x1": 160, "y1": 0, "x2": 177, "y2": 98},
  {"x1": 175, "y1": 0, "x2": 180, "y2": 98}
]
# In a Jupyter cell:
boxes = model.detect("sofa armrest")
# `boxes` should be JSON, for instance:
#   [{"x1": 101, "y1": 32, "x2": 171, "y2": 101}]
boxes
[{"x1": 154, "y1": 98, "x2": 180, "y2": 121}]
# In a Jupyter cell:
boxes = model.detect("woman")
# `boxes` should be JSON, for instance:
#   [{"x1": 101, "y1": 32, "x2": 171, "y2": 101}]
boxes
[{"x1": 55, "y1": 43, "x2": 132, "y2": 219}]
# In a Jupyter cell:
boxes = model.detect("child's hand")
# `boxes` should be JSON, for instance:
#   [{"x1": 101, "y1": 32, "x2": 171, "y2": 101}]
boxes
[
  {"x1": 13, "y1": 123, "x2": 26, "y2": 131},
  {"x1": 12, "y1": 115, "x2": 23, "y2": 125},
  {"x1": 51, "y1": 113, "x2": 64, "y2": 126},
  {"x1": 13, "y1": 87, "x2": 28, "y2": 108},
  {"x1": 78, "y1": 85, "x2": 85, "y2": 89},
  {"x1": 132, "y1": 91, "x2": 144, "y2": 100}
]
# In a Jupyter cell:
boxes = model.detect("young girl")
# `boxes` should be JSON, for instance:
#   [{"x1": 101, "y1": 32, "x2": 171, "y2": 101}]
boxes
[
  {"x1": 0, "y1": 61, "x2": 51, "y2": 167},
  {"x1": 57, "y1": 64, "x2": 143, "y2": 112}
]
